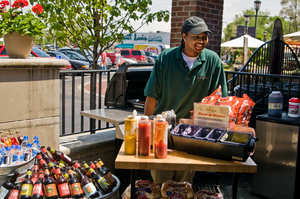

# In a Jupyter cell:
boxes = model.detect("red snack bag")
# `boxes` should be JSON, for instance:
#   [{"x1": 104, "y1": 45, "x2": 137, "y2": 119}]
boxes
[
  {"x1": 236, "y1": 94, "x2": 255, "y2": 126},
  {"x1": 200, "y1": 86, "x2": 222, "y2": 105}
]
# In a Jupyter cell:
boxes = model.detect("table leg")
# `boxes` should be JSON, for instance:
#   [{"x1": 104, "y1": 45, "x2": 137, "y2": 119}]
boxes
[
  {"x1": 130, "y1": 169, "x2": 136, "y2": 199},
  {"x1": 232, "y1": 173, "x2": 239, "y2": 199}
]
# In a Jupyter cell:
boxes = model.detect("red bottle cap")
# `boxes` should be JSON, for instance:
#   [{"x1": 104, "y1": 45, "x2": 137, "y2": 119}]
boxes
[
  {"x1": 289, "y1": 98, "x2": 300, "y2": 103},
  {"x1": 73, "y1": 162, "x2": 80, "y2": 168},
  {"x1": 90, "y1": 163, "x2": 96, "y2": 169}
]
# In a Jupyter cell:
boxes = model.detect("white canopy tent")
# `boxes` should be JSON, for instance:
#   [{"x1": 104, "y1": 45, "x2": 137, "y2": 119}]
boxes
[
  {"x1": 221, "y1": 34, "x2": 264, "y2": 48},
  {"x1": 283, "y1": 31, "x2": 300, "y2": 41}
]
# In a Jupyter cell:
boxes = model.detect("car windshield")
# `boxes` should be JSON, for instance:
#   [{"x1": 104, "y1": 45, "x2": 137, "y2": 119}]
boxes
[
  {"x1": 132, "y1": 50, "x2": 142, "y2": 56},
  {"x1": 32, "y1": 48, "x2": 50, "y2": 57}
]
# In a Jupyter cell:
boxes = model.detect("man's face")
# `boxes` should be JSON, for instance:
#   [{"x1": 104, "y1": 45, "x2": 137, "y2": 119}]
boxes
[{"x1": 182, "y1": 32, "x2": 208, "y2": 57}]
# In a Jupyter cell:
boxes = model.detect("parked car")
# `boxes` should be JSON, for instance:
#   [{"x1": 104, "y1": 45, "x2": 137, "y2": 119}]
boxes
[
  {"x1": 144, "y1": 52, "x2": 156, "y2": 64},
  {"x1": 57, "y1": 47, "x2": 112, "y2": 68},
  {"x1": 0, "y1": 45, "x2": 51, "y2": 58},
  {"x1": 145, "y1": 51, "x2": 158, "y2": 60},
  {"x1": 0, "y1": 45, "x2": 72, "y2": 69},
  {"x1": 107, "y1": 51, "x2": 138, "y2": 66},
  {"x1": 120, "y1": 49, "x2": 147, "y2": 63},
  {"x1": 48, "y1": 51, "x2": 89, "y2": 70}
]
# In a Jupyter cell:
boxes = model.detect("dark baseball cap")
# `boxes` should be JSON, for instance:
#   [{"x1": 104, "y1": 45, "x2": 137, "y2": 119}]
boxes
[{"x1": 181, "y1": 16, "x2": 211, "y2": 34}]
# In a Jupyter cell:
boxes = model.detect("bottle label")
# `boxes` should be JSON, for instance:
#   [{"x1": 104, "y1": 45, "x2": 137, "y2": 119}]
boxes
[
  {"x1": 45, "y1": 183, "x2": 58, "y2": 197},
  {"x1": 268, "y1": 103, "x2": 282, "y2": 110},
  {"x1": 71, "y1": 183, "x2": 84, "y2": 196},
  {"x1": 20, "y1": 184, "x2": 33, "y2": 196},
  {"x1": 0, "y1": 186, "x2": 9, "y2": 199},
  {"x1": 58, "y1": 183, "x2": 71, "y2": 197},
  {"x1": 8, "y1": 189, "x2": 19, "y2": 199},
  {"x1": 32, "y1": 183, "x2": 43, "y2": 196},
  {"x1": 31, "y1": 177, "x2": 38, "y2": 184},
  {"x1": 97, "y1": 177, "x2": 109, "y2": 190},
  {"x1": 83, "y1": 183, "x2": 97, "y2": 197}
]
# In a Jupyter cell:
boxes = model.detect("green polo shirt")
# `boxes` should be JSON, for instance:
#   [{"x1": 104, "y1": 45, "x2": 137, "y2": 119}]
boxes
[{"x1": 144, "y1": 46, "x2": 228, "y2": 119}]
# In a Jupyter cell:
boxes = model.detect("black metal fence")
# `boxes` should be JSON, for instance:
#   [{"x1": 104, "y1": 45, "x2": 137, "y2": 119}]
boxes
[
  {"x1": 226, "y1": 71, "x2": 300, "y2": 126},
  {"x1": 59, "y1": 69, "x2": 116, "y2": 136},
  {"x1": 240, "y1": 39, "x2": 300, "y2": 76}
]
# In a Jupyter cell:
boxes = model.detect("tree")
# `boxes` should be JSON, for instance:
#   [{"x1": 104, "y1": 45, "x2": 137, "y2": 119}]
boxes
[
  {"x1": 29, "y1": 0, "x2": 169, "y2": 69},
  {"x1": 280, "y1": 0, "x2": 300, "y2": 32},
  {"x1": 223, "y1": 10, "x2": 290, "y2": 42}
]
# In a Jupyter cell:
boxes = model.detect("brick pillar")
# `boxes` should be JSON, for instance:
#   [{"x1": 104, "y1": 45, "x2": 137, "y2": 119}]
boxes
[{"x1": 171, "y1": 0, "x2": 224, "y2": 55}]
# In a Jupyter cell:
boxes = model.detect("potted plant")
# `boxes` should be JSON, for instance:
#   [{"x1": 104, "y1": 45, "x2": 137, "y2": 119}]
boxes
[{"x1": 0, "y1": 0, "x2": 46, "y2": 58}]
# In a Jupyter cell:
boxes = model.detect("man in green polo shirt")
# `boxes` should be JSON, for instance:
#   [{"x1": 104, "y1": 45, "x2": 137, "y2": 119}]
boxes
[{"x1": 144, "y1": 16, "x2": 228, "y2": 183}]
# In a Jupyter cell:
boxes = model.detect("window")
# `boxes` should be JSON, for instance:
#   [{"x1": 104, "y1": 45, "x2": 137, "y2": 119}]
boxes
[
  {"x1": 121, "y1": 50, "x2": 130, "y2": 56},
  {"x1": 32, "y1": 48, "x2": 50, "y2": 57},
  {"x1": 132, "y1": 50, "x2": 142, "y2": 56}
]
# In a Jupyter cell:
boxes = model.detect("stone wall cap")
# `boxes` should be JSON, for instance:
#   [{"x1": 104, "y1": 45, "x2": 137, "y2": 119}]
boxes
[{"x1": 0, "y1": 57, "x2": 70, "y2": 68}]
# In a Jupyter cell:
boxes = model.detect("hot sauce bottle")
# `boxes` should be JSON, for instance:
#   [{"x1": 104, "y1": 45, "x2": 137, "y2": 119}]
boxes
[
  {"x1": 137, "y1": 116, "x2": 151, "y2": 156},
  {"x1": 94, "y1": 159, "x2": 116, "y2": 187},
  {"x1": 56, "y1": 172, "x2": 71, "y2": 198},
  {"x1": 32, "y1": 177, "x2": 43, "y2": 199},
  {"x1": 43, "y1": 168, "x2": 58, "y2": 199},
  {"x1": 154, "y1": 115, "x2": 168, "y2": 159},
  {"x1": 68, "y1": 170, "x2": 84, "y2": 198},
  {"x1": 6, "y1": 183, "x2": 20, "y2": 199},
  {"x1": 76, "y1": 168, "x2": 100, "y2": 198},
  {"x1": 20, "y1": 170, "x2": 33, "y2": 199}
]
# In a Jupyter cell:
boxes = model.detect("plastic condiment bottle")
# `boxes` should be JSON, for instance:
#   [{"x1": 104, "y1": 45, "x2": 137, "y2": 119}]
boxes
[
  {"x1": 124, "y1": 115, "x2": 137, "y2": 155},
  {"x1": 268, "y1": 91, "x2": 283, "y2": 117},
  {"x1": 153, "y1": 115, "x2": 168, "y2": 159},
  {"x1": 288, "y1": 97, "x2": 300, "y2": 118},
  {"x1": 137, "y1": 116, "x2": 151, "y2": 157}
]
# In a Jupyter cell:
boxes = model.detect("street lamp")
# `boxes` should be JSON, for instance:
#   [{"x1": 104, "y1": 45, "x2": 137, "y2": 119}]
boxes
[
  {"x1": 263, "y1": 31, "x2": 267, "y2": 41},
  {"x1": 254, "y1": 0, "x2": 261, "y2": 37}
]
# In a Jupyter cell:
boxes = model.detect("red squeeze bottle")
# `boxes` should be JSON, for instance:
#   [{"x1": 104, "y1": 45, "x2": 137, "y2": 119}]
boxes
[
  {"x1": 138, "y1": 116, "x2": 151, "y2": 156},
  {"x1": 154, "y1": 115, "x2": 168, "y2": 159}
]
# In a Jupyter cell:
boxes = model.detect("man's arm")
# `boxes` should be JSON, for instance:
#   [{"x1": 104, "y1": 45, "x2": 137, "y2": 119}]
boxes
[{"x1": 144, "y1": 96, "x2": 157, "y2": 116}]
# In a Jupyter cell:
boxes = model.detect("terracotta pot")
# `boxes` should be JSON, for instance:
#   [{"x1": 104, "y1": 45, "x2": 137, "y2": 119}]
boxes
[{"x1": 4, "y1": 32, "x2": 33, "y2": 58}]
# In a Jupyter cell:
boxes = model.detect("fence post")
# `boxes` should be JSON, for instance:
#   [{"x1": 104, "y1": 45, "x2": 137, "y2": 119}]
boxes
[
  {"x1": 90, "y1": 72, "x2": 97, "y2": 134},
  {"x1": 270, "y1": 18, "x2": 284, "y2": 74}
]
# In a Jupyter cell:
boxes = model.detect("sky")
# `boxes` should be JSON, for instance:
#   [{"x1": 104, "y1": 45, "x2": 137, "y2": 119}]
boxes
[{"x1": 138, "y1": 0, "x2": 282, "y2": 33}]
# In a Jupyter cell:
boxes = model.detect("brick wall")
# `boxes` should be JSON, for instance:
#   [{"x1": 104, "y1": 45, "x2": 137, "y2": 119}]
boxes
[{"x1": 171, "y1": 0, "x2": 224, "y2": 55}]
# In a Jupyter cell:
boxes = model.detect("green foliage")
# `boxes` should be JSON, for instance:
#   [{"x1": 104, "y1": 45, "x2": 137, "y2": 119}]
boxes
[
  {"x1": 223, "y1": 10, "x2": 290, "y2": 42},
  {"x1": 0, "y1": 2, "x2": 46, "y2": 37},
  {"x1": 280, "y1": 0, "x2": 300, "y2": 32},
  {"x1": 29, "y1": 0, "x2": 169, "y2": 69}
]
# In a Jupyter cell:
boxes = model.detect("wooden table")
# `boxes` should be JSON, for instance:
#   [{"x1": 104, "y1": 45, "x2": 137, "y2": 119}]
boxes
[
  {"x1": 80, "y1": 108, "x2": 141, "y2": 139},
  {"x1": 115, "y1": 143, "x2": 257, "y2": 199}
]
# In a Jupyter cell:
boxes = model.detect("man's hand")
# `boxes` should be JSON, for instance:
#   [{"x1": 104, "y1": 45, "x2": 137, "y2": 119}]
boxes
[{"x1": 144, "y1": 96, "x2": 157, "y2": 116}]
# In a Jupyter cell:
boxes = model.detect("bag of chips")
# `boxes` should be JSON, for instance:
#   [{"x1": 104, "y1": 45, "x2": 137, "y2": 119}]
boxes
[
  {"x1": 161, "y1": 181, "x2": 194, "y2": 199},
  {"x1": 122, "y1": 180, "x2": 161, "y2": 199}
]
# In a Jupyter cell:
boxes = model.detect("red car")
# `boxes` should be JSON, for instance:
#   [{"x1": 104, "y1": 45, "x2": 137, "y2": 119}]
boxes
[{"x1": 120, "y1": 49, "x2": 147, "y2": 63}]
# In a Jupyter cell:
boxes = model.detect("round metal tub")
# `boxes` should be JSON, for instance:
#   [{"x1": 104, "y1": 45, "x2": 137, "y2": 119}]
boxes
[{"x1": 0, "y1": 157, "x2": 35, "y2": 185}]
